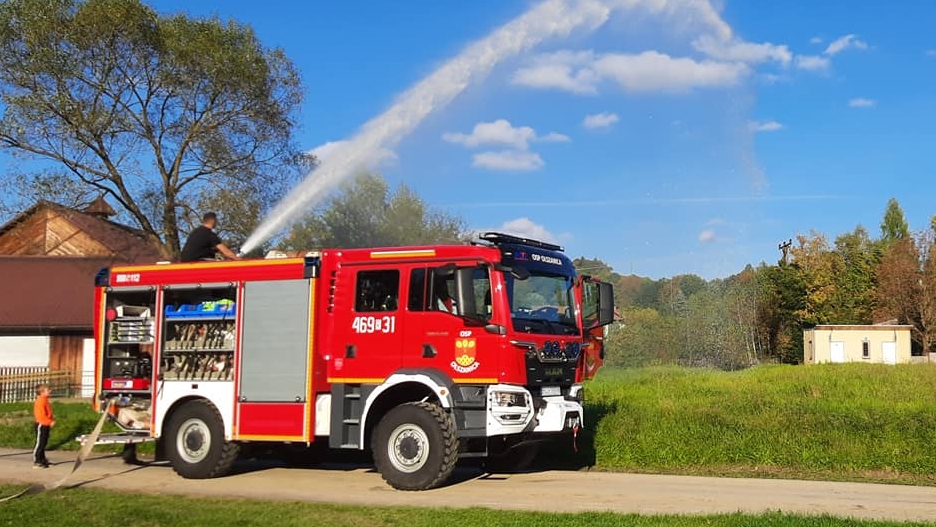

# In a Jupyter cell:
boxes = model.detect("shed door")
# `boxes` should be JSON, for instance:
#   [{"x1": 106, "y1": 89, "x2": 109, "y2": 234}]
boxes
[
  {"x1": 882, "y1": 341, "x2": 897, "y2": 365},
  {"x1": 830, "y1": 341, "x2": 845, "y2": 363}
]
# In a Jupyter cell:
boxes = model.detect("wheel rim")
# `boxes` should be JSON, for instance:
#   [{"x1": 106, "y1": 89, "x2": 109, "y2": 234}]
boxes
[
  {"x1": 387, "y1": 423, "x2": 430, "y2": 474},
  {"x1": 176, "y1": 417, "x2": 211, "y2": 464}
]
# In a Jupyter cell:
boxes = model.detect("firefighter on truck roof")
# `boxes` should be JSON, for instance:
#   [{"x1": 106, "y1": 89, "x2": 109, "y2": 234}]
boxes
[{"x1": 180, "y1": 212, "x2": 241, "y2": 262}]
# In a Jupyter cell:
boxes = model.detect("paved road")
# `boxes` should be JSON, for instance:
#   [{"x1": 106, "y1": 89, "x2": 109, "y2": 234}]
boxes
[{"x1": 2, "y1": 448, "x2": 935, "y2": 522}]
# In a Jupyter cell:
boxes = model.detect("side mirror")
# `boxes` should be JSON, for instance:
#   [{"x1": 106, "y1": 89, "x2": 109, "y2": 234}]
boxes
[{"x1": 596, "y1": 282, "x2": 615, "y2": 327}]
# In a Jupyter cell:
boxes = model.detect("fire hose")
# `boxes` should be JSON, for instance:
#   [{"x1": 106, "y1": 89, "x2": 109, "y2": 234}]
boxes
[{"x1": 0, "y1": 399, "x2": 114, "y2": 503}]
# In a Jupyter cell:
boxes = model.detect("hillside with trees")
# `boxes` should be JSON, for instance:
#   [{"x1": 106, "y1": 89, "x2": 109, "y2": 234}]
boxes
[{"x1": 589, "y1": 198, "x2": 936, "y2": 369}]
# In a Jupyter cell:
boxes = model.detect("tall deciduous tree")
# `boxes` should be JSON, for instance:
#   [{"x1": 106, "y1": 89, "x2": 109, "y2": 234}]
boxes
[
  {"x1": 831, "y1": 225, "x2": 879, "y2": 324},
  {"x1": 0, "y1": 0, "x2": 304, "y2": 257},
  {"x1": 282, "y1": 173, "x2": 465, "y2": 249},
  {"x1": 880, "y1": 197, "x2": 910, "y2": 246},
  {"x1": 789, "y1": 232, "x2": 839, "y2": 326},
  {"x1": 874, "y1": 238, "x2": 922, "y2": 343}
]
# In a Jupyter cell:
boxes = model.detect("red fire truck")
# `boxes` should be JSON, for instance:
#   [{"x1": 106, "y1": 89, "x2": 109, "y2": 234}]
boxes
[{"x1": 91, "y1": 232, "x2": 613, "y2": 490}]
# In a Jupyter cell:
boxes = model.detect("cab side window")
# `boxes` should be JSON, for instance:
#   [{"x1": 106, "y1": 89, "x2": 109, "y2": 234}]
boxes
[
  {"x1": 407, "y1": 267, "x2": 454, "y2": 313},
  {"x1": 408, "y1": 268, "x2": 427, "y2": 311},
  {"x1": 355, "y1": 270, "x2": 400, "y2": 312},
  {"x1": 406, "y1": 266, "x2": 492, "y2": 320}
]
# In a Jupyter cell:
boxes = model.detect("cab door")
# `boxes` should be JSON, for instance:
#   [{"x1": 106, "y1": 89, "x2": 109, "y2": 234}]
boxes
[
  {"x1": 331, "y1": 267, "x2": 403, "y2": 381},
  {"x1": 402, "y1": 265, "x2": 502, "y2": 383}
]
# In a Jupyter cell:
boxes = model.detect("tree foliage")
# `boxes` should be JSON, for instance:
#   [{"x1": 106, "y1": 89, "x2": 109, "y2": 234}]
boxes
[
  {"x1": 282, "y1": 173, "x2": 465, "y2": 249},
  {"x1": 598, "y1": 198, "x2": 933, "y2": 368},
  {"x1": 880, "y1": 197, "x2": 910, "y2": 245},
  {"x1": 0, "y1": 0, "x2": 304, "y2": 256}
]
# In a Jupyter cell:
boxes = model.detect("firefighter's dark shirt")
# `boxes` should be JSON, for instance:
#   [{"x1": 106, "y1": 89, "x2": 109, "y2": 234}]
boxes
[{"x1": 180, "y1": 226, "x2": 222, "y2": 262}]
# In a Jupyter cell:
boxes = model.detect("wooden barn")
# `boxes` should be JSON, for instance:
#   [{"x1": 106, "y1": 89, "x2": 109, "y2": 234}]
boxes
[{"x1": 0, "y1": 198, "x2": 163, "y2": 394}]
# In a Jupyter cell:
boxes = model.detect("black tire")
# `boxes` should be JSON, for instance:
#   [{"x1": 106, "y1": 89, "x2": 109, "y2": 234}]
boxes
[
  {"x1": 371, "y1": 401, "x2": 458, "y2": 491},
  {"x1": 165, "y1": 399, "x2": 239, "y2": 479}
]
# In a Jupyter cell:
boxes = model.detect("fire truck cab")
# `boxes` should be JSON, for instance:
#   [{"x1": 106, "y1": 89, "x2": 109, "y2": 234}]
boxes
[{"x1": 92, "y1": 232, "x2": 614, "y2": 490}]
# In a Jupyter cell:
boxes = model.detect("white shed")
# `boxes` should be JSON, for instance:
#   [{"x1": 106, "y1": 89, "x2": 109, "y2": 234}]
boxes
[{"x1": 803, "y1": 325, "x2": 913, "y2": 365}]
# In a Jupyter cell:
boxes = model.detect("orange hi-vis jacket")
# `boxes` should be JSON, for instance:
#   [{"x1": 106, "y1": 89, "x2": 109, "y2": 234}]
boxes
[{"x1": 34, "y1": 394, "x2": 53, "y2": 426}]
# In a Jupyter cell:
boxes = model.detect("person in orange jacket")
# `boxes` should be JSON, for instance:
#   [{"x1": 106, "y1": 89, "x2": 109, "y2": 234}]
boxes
[{"x1": 33, "y1": 384, "x2": 55, "y2": 468}]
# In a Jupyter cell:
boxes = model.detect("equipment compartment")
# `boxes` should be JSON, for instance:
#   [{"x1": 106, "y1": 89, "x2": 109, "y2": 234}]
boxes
[
  {"x1": 103, "y1": 294, "x2": 156, "y2": 392},
  {"x1": 161, "y1": 287, "x2": 237, "y2": 382}
]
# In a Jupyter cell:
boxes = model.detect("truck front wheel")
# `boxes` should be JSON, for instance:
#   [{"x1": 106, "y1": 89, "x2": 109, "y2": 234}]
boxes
[
  {"x1": 372, "y1": 401, "x2": 458, "y2": 490},
  {"x1": 165, "y1": 399, "x2": 239, "y2": 479}
]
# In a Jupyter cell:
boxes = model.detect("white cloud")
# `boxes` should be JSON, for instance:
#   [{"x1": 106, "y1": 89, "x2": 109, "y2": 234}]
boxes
[
  {"x1": 444, "y1": 119, "x2": 568, "y2": 172},
  {"x1": 760, "y1": 73, "x2": 784, "y2": 84},
  {"x1": 512, "y1": 50, "x2": 749, "y2": 95},
  {"x1": 824, "y1": 34, "x2": 869, "y2": 56},
  {"x1": 698, "y1": 229, "x2": 717, "y2": 243},
  {"x1": 442, "y1": 119, "x2": 567, "y2": 149},
  {"x1": 810, "y1": 36, "x2": 823, "y2": 44},
  {"x1": 692, "y1": 35, "x2": 791, "y2": 65},
  {"x1": 848, "y1": 97, "x2": 876, "y2": 108},
  {"x1": 472, "y1": 150, "x2": 544, "y2": 171},
  {"x1": 794, "y1": 54, "x2": 830, "y2": 71},
  {"x1": 511, "y1": 51, "x2": 600, "y2": 95},
  {"x1": 309, "y1": 140, "x2": 396, "y2": 167},
  {"x1": 495, "y1": 217, "x2": 561, "y2": 244},
  {"x1": 749, "y1": 120, "x2": 783, "y2": 132},
  {"x1": 582, "y1": 112, "x2": 619, "y2": 129},
  {"x1": 594, "y1": 51, "x2": 748, "y2": 92},
  {"x1": 539, "y1": 132, "x2": 571, "y2": 143}
]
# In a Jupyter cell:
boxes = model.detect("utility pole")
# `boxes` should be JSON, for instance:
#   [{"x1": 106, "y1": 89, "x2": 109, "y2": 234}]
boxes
[{"x1": 778, "y1": 239, "x2": 793, "y2": 265}]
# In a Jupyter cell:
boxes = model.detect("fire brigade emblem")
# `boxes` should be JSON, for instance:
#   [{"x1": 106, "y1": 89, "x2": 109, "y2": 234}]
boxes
[{"x1": 452, "y1": 338, "x2": 480, "y2": 373}]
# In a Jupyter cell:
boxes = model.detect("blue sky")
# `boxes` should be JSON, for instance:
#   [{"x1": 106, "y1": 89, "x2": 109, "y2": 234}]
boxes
[{"x1": 11, "y1": 1, "x2": 936, "y2": 278}]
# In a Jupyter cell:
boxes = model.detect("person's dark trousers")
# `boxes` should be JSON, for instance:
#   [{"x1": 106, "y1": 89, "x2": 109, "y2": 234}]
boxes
[{"x1": 33, "y1": 423, "x2": 50, "y2": 465}]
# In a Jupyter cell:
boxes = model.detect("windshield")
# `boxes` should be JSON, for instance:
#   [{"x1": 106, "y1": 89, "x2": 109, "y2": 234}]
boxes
[{"x1": 508, "y1": 271, "x2": 579, "y2": 335}]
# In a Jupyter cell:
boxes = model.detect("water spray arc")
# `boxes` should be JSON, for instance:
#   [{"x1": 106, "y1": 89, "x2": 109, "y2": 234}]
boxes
[{"x1": 240, "y1": 0, "x2": 733, "y2": 254}]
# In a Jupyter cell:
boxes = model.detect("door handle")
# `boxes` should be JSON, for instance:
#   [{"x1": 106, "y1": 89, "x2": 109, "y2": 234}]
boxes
[
  {"x1": 422, "y1": 344, "x2": 437, "y2": 358},
  {"x1": 345, "y1": 344, "x2": 357, "y2": 358}
]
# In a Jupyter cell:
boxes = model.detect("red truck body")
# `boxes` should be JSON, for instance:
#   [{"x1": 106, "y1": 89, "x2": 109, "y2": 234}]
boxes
[{"x1": 92, "y1": 233, "x2": 613, "y2": 489}]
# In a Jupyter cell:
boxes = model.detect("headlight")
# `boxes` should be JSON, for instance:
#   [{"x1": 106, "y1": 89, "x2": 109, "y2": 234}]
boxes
[{"x1": 492, "y1": 391, "x2": 526, "y2": 408}]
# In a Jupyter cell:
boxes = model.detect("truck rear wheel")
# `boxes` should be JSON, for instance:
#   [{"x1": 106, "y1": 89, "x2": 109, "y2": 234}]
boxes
[
  {"x1": 372, "y1": 401, "x2": 458, "y2": 491},
  {"x1": 165, "y1": 400, "x2": 239, "y2": 479}
]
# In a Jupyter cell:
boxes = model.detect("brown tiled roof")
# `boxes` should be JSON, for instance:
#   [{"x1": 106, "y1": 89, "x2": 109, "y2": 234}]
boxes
[
  {"x1": 0, "y1": 256, "x2": 116, "y2": 331},
  {"x1": 0, "y1": 200, "x2": 164, "y2": 261}
]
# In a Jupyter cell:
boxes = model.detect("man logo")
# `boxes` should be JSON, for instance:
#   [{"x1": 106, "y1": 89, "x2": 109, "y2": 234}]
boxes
[{"x1": 452, "y1": 338, "x2": 480, "y2": 373}]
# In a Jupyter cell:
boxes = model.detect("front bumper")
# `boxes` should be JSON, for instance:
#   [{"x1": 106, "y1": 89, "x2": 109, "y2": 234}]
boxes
[
  {"x1": 531, "y1": 396, "x2": 583, "y2": 433},
  {"x1": 485, "y1": 384, "x2": 583, "y2": 437}
]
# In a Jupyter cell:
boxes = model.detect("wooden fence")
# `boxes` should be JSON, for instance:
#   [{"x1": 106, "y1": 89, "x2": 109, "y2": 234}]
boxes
[{"x1": 0, "y1": 367, "x2": 84, "y2": 403}]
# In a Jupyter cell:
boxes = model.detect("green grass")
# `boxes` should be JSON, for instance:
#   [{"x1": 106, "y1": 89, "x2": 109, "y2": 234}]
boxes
[
  {"x1": 585, "y1": 364, "x2": 936, "y2": 484},
  {"x1": 0, "y1": 400, "x2": 119, "y2": 452},
  {"x1": 0, "y1": 485, "x2": 927, "y2": 527},
  {"x1": 3, "y1": 364, "x2": 936, "y2": 485}
]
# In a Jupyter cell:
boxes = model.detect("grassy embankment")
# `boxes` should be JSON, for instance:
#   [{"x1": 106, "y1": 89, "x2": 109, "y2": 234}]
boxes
[
  {"x1": 0, "y1": 485, "x2": 928, "y2": 527},
  {"x1": 586, "y1": 364, "x2": 936, "y2": 484},
  {"x1": 2, "y1": 364, "x2": 935, "y2": 484}
]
